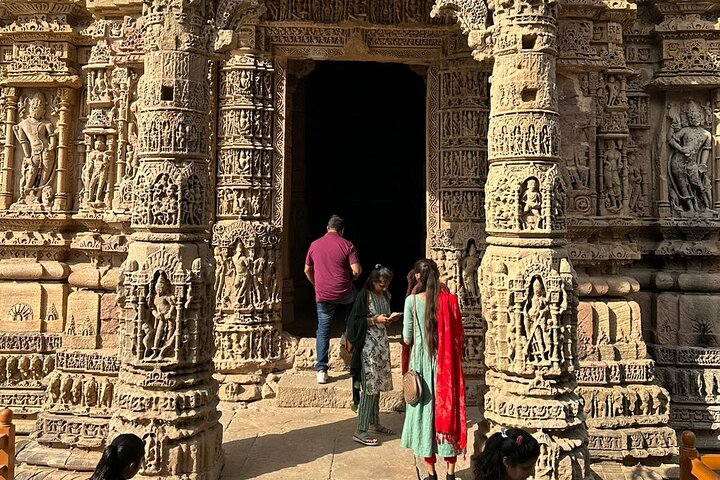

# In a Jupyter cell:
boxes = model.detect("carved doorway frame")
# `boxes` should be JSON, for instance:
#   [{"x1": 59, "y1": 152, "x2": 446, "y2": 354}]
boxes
[{"x1": 263, "y1": 23, "x2": 450, "y2": 324}]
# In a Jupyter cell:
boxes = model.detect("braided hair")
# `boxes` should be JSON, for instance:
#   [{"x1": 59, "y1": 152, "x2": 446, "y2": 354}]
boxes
[{"x1": 474, "y1": 428, "x2": 540, "y2": 480}]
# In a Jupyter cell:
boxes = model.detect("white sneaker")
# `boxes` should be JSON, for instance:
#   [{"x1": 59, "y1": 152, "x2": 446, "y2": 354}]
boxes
[{"x1": 316, "y1": 371, "x2": 328, "y2": 384}]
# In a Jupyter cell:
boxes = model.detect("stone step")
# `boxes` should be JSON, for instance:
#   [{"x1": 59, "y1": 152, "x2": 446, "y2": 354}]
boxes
[
  {"x1": 276, "y1": 370, "x2": 405, "y2": 412},
  {"x1": 292, "y1": 336, "x2": 405, "y2": 372}
]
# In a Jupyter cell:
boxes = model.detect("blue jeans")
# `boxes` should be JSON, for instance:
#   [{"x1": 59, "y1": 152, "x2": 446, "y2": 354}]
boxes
[{"x1": 315, "y1": 290, "x2": 356, "y2": 372}]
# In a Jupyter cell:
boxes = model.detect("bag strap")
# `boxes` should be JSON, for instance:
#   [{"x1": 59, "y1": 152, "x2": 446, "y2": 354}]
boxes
[{"x1": 411, "y1": 295, "x2": 418, "y2": 364}]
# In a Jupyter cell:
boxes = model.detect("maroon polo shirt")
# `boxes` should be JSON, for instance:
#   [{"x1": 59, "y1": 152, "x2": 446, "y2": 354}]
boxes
[{"x1": 305, "y1": 231, "x2": 360, "y2": 302}]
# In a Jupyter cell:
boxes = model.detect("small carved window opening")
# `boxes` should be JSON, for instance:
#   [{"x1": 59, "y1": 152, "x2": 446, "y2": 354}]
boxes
[
  {"x1": 161, "y1": 85, "x2": 174, "y2": 101},
  {"x1": 521, "y1": 87, "x2": 537, "y2": 103},
  {"x1": 522, "y1": 34, "x2": 537, "y2": 50}
]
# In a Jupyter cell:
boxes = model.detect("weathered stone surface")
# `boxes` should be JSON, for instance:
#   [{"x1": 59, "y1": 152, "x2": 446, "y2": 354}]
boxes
[
  {"x1": 276, "y1": 371, "x2": 404, "y2": 412},
  {"x1": 0, "y1": 0, "x2": 717, "y2": 477}
]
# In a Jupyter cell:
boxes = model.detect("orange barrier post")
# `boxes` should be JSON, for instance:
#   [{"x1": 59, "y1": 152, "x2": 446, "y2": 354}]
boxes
[
  {"x1": 681, "y1": 431, "x2": 700, "y2": 480},
  {"x1": 681, "y1": 430, "x2": 720, "y2": 480},
  {"x1": 0, "y1": 408, "x2": 14, "y2": 480}
]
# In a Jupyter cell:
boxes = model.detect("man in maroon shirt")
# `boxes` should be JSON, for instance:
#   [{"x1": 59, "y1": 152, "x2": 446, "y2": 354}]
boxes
[{"x1": 304, "y1": 215, "x2": 362, "y2": 384}]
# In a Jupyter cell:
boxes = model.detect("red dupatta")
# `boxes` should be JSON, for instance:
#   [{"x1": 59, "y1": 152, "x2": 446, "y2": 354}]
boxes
[{"x1": 434, "y1": 290, "x2": 467, "y2": 455}]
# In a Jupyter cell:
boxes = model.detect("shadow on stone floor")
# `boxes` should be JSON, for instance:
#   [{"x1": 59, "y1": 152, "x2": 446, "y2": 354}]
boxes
[{"x1": 220, "y1": 405, "x2": 475, "y2": 480}]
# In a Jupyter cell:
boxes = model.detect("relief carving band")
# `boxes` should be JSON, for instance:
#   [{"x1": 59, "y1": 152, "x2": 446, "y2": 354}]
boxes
[
  {"x1": 667, "y1": 99, "x2": 713, "y2": 214},
  {"x1": 12, "y1": 91, "x2": 57, "y2": 206}
]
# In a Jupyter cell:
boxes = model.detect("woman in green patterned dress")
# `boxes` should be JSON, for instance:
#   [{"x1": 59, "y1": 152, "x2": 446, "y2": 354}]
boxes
[{"x1": 349, "y1": 264, "x2": 401, "y2": 446}]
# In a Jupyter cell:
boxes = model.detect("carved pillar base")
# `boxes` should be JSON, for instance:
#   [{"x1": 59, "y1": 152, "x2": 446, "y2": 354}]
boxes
[
  {"x1": 112, "y1": 241, "x2": 223, "y2": 479},
  {"x1": 481, "y1": 246, "x2": 589, "y2": 479}
]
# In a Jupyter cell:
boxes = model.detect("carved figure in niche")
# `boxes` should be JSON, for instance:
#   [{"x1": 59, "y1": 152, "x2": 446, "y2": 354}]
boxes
[
  {"x1": 84, "y1": 136, "x2": 111, "y2": 204},
  {"x1": 48, "y1": 373, "x2": 61, "y2": 403},
  {"x1": 30, "y1": 355, "x2": 43, "y2": 379},
  {"x1": 60, "y1": 374, "x2": 72, "y2": 403},
  {"x1": 520, "y1": 178, "x2": 542, "y2": 229},
  {"x1": 6, "y1": 357, "x2": 17, "y2": 382},
  {"x1": 603, "y1": 140, "x2": 623, "y2": 210},
  {"x1": 568, "y1": 146, "x2": 591, "y2": 189},
  {"x1": 461, "y1": 240, "x2": 480, "y2": 300},
  {"x1": 667, "y1": 100, "x2": 714, "y2": 213},
  {"x1": 523, "y1": 277, "x2": 553, "y2": 364},
  {"x1": 214, "y1": 249, "x2": 229, "y2": 307},
  {"x1": 231, "y1": 246, "x2": 252, "y2": 308},
  {"x1": 627, "y1": 152, "x2": 644, "y2": 214},
  {"x1": 100, "y1": 378, "x2": 113, "y2": 407},
  {"x1": 147, "y1": 272, "x2": 177, "y2": 360},
  {"x1": 83, "y1": 375, "x2": 98, "y2": 407},
  {"x1": 605, "y1": 75, "x2": 622, "y2": 107},
  {"x1": 13, "y1": 92, "x2": 57, "y2": 201},
  {"x1": 253, "y1": 250, "x2": 267, "y2": 305},
  {"x1": 18, "y1": 356, "x2": 30, "y2": 381},
  {"x1": 72, "y1": 377, "x2": 82, "y2": 403},
  {"x1": 43, "y1": 355, "x2": 54, "y2": 375}
]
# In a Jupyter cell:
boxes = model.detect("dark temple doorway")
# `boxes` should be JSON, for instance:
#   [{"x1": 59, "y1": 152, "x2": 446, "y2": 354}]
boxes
[{"x1": 285, "y1": 60, "x2": 427, "y2": 338}]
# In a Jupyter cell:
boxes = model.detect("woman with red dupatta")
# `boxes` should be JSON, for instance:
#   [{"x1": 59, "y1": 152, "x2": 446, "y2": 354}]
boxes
[{"x1": 401, "y1": 258, "x2": 467, "y2": 480}]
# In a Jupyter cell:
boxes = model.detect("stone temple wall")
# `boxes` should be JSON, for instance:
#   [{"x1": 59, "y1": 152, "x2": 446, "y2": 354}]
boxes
[{"x1": 0, "y1": 0, "x2": 716, "y2": 477}]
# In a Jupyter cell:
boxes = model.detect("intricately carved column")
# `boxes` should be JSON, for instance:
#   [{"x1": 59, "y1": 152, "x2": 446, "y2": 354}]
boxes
[
  {"x1": 434, "y1": 0, "x2": 589, "y2": 478},
  {"x1": 54, "y1": 88, "x2": 74, "y2": 211},
  {"x1": 0, "y1": 88, "x2": 18, "y2": 210},
  {"x1": 110, "y1": 0, "x2": 223, "y2": 477}
]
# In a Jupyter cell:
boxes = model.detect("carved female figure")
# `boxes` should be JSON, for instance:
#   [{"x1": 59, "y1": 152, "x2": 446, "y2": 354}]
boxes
[
  {"x1": 13, "y1": 92, "x2": 57, "y2": 200},
  {"x1": 461, "y1": 240, "x2": 480, "y2": 300},
  {"x1": 149, "y1": 273, "x2": 177, "y2": 359},
  {"x1": 668, "y1": 99, "x2": 713, "y2": 213},
  {"x1": 524, "y1": 277, "x2": 551, "y2": 364},
  {"x1": 602, "y1": 140, "x2": 623, "y2": 210}
]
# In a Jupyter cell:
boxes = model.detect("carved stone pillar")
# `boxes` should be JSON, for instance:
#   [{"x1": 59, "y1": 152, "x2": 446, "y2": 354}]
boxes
[
  {"x1": 434, "y1": 0, "x2": 589, "y2": 477},
  {"x1": 212, "y1": 44, "x2": 292, "y2": 400},
  {"x1": 110, "y1": 0, "x2": 223, "y2": 477},
  {"x1": 0, "y1": 88, "x2": 18, "y2": 210},
  {"x1": 714, "y1": 89, "x2": 720, "y2": 210},
  {"x1": 54, "y1": 88, "x2": 74, "y2": 212}
]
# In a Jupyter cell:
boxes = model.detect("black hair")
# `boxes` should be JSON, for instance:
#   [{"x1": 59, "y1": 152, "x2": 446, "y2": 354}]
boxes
[
  {"x1": 364, "y1": 264, "x2": 393, "y2": 291},
  {"x1": 91, "y1": 433, "x2": 145, "y2": 480},
  {"x1": 327, "y1": 215, "x2": 345, "y2": 231},
  {"x1": 413, "y1": 258, "x2": 440, "y2": 355},
  {"x1": 474, "y1": 428, "x2": 540, "y2": 480}
]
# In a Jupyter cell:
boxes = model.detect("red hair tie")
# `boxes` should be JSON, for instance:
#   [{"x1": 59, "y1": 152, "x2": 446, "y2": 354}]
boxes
[{"x1": 516, "y1": 435, "x2": 524, "y2": 446}]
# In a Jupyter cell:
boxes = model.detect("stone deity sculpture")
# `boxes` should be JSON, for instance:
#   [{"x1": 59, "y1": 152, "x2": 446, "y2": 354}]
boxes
[
  {"x1": 12, "y1": 92, "x2": 57, "y2": 202},
  {"x1": 603, "y1": 140, "x2": 623, "y2": 210},
  {"x1": 667, "y1": 100, "x2": 713, "y2": 213},
  {"x1": 147, "y1": 273, "x2": 177, "y2": 360},
  {"x1": 461, "y1": 241, "x2": 480, "y2": 300},
  {"x1": 521, "y1": 178, "x2": 542, "y2": 229}
]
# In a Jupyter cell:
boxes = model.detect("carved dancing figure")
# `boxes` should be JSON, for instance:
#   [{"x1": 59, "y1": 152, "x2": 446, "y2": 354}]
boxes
[
  {"x1": 12, "y1": 92, "x2": 57, "y2": 200},
  {"x1": 524, "y1": 277, "x2": 552, "y2": 364},
  {"x1": 520, "y1": 179, "x2": 542, "y2": 229},
  {"x1": 667, "y1": 100, "x2": 714, "y2": 213},
  {"x1": 149, "y1": 273, "x2": 177, "y2": 359}
]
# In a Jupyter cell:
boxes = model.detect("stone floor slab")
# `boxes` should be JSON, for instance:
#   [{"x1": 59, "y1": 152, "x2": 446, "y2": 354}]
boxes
[{"x1": 220, "y1": 401, "x2": 476, "y2": 480}]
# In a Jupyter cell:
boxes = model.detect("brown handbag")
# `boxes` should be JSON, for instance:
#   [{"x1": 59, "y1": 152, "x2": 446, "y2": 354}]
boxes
[{"x1": 403, "y1": 296, "x2": 423, "y2": 406}]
